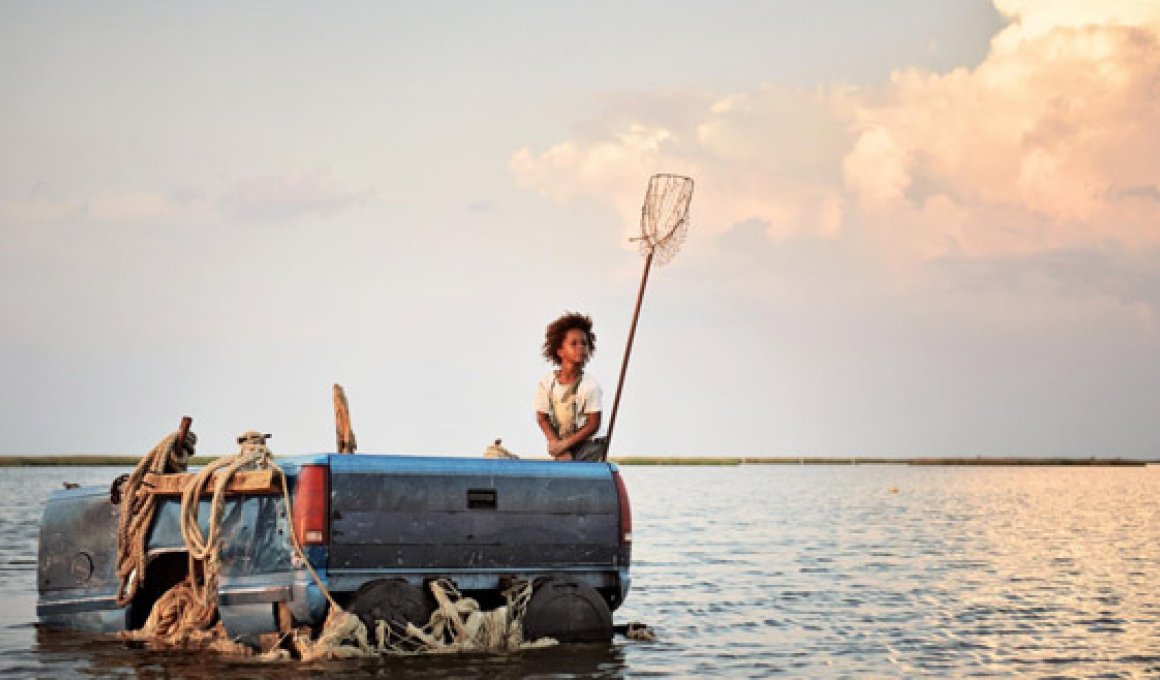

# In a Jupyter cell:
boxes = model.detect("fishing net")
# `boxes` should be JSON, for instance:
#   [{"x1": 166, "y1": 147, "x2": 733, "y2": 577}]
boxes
[
  {"x1": 636, "y1": 173, "x2": 694, "y2": 266},
  {"x1": 606, "y1": 174, "x2": 695, "y2": 454},
  {"x1": 366, "y1": 579, "x2": 556, "y2": 656}
]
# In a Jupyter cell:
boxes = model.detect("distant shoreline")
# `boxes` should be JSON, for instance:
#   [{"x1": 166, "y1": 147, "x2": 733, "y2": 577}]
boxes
[
  {"x1": 612, "y1": 457, "x2": 1154, "y2": 467},
  {"x1": 0, "y1": 454, "x2": 1153, "y2": 467},
  {"x1": 0, "y1": 455, "x2": 224, "y2": 467}
]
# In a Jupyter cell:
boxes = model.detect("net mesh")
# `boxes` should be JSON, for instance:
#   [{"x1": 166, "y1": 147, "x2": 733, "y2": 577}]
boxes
[{"x1": 637, "y1": 174, "x2": 694, "y2": 266}]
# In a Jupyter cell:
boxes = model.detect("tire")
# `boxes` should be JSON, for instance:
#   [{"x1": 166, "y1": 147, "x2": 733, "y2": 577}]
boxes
[
  {"x1": 347, "y1": 578, "x2": 433, "y2": 641},
  {"x1": 521, "y1": 576, "x2": 613, "y2": 643}
]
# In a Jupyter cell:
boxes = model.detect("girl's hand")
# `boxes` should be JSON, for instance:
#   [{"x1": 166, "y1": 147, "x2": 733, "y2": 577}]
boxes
[{"x1": 548, "y1": 439, "x2": 570, "y2": 457}]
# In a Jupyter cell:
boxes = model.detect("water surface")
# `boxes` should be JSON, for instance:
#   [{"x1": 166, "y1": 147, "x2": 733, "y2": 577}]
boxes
[{"x1": 3, "y1": 464, "x2": 1159, "y2": 677}]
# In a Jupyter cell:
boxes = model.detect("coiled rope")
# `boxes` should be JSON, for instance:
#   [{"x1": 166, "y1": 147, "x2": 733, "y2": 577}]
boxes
[
  {"x1": 120, "y1": 428, "x2": 353, "y2": 654},
  {"x1": 114, "y1": 429, "x2": 196, "y2": 607},
  {"x1": 176, "y1": 431, "x2": 275, "y2": 630}
]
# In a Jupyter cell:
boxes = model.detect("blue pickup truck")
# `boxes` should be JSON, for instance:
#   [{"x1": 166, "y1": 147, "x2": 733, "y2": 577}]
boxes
[{"x1": 37, "y1": 453, "x2": 633, "y2": 645}]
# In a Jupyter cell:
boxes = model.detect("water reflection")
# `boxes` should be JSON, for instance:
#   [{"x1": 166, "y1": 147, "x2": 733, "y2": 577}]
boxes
[
  {"x1": 614, "y1": 464, "x2": 1160, "y2": 677},
  {"x1": 32, "y1": 627, "x2": 630, "y2": 679}
]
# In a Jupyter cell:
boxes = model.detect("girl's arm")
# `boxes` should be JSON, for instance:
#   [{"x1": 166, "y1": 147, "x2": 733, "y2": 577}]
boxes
[
  {"x1": 548, "y1": 411, "x2": 602, "y2": 458},
  {"x1": 536, "y1": 411, "x2": 564, "y2": 457}
]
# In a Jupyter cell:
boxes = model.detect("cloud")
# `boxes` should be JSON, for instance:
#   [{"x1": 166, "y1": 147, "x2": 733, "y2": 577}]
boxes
[
  {"x1": 992, "y1": 0, "x2": 1160, "y2": 41},
  {"x1": 1, "y1": 185, "x2": 206, "y2": 227},
  {"x1": 844, "y1": 1, "x2": 1160, "y2": 257},
  {"x1": 513, "y1": 86, "x2": 857, "y2": 246},
  {"x1": 511, "y1": 123, "x2": 679, "y2": 223},
  {"x1": 1, "y1": 170, "x2": 370, "y2": 228},
  {"x1": 86, "y1": 190, "x2": 198, "y2": 222},
  {"x1": 220, "y1": 169, "x2": 373, "y2": 222},
  {"x1": 511, "y1": 0, "x2": 1160, "y2": 267},
  {"x1": 0, "y1": 184, "x2": 80, "y2": 224}
]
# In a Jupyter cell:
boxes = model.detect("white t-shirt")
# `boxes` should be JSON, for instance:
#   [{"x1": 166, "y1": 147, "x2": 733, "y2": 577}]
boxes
[{"x1": 534, "y1": 371, "x2": 603, "y2": 436}]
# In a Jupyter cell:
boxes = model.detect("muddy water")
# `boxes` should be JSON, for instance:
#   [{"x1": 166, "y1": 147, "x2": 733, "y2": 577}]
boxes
[{"x1": 4, "y1": 464, "x2": 1160, "y2": 677}]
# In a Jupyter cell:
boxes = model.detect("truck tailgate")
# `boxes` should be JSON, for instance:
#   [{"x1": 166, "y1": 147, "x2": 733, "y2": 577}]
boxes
[{"x1": 329, "y1": 456, "x2": 620, "y2": 571}]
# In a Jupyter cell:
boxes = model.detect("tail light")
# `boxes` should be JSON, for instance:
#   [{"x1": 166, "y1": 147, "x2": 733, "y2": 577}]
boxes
[
  {"x1": 612, "y1": 469, "x2": 632, "y2": 545},
  {"x1": 292, "y1": 464, "x2": 329, "y2": 546}
]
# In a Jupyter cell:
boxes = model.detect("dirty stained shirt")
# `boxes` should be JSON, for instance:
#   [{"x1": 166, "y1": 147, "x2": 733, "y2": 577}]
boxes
[{"x1": 534, "y1": 371, "x2": 603, "y2": 438}]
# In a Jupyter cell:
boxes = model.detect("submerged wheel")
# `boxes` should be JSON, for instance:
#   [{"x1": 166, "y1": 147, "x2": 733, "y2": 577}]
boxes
[
  {"x1": 522, "y1": 576, "x2": 613, "y2": 643},
  {"x1": 347, "y1": 578, "x2": 433, "y2": 640}
]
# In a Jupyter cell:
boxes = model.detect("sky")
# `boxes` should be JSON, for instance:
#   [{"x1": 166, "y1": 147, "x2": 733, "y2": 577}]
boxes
[{"x1": 1, "y1": 1, "x2": 1157, "y2": 459}]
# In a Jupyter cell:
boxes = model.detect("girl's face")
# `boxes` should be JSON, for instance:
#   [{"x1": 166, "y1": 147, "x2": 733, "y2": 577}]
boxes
[{"x1": 557, "y1": 328, "x2": 590, "y2": 367}]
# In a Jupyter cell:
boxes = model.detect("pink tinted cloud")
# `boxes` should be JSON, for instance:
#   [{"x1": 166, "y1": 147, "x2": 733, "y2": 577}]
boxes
[
  {"x1": 512, "y1": 1, "x2": 1160, "y2": 262},
  {"x1": 512, "y1": 85, "x2": 856, "y2": 246},
  {"x1": 1, "y1": 186, "x2": 204, "y2": 227}
]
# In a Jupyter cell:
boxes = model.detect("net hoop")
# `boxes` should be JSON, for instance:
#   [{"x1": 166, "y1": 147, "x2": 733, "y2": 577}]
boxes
[{"x1": 637, "y1": 174, "x2": 694, "y2": 266}]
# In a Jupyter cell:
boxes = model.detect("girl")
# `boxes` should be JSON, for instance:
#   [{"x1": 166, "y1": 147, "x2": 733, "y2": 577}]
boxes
[{"x1": 534, "y1": 312, "x2": 605, "y2": 461}]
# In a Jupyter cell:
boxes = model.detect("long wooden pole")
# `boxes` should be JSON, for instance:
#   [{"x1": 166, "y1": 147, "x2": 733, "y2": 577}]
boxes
[{"x1": 605, "y1": 249, "x2": 654, "y2": 458}]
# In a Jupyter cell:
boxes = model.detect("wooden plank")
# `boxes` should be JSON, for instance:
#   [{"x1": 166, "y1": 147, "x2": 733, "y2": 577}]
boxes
[{"x1": 143, "y1": 468, "x2": 282, "y2": 496}]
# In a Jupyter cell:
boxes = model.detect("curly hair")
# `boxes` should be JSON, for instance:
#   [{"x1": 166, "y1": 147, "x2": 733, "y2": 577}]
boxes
[{"x1": 542, "y1": 312, "x2": 596, "y2": 365}]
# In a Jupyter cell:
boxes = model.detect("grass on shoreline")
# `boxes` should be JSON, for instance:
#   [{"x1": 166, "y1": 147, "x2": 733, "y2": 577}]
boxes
[{"x1": 1, "y1": 454, "x2": 1153, "y2": 467}]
